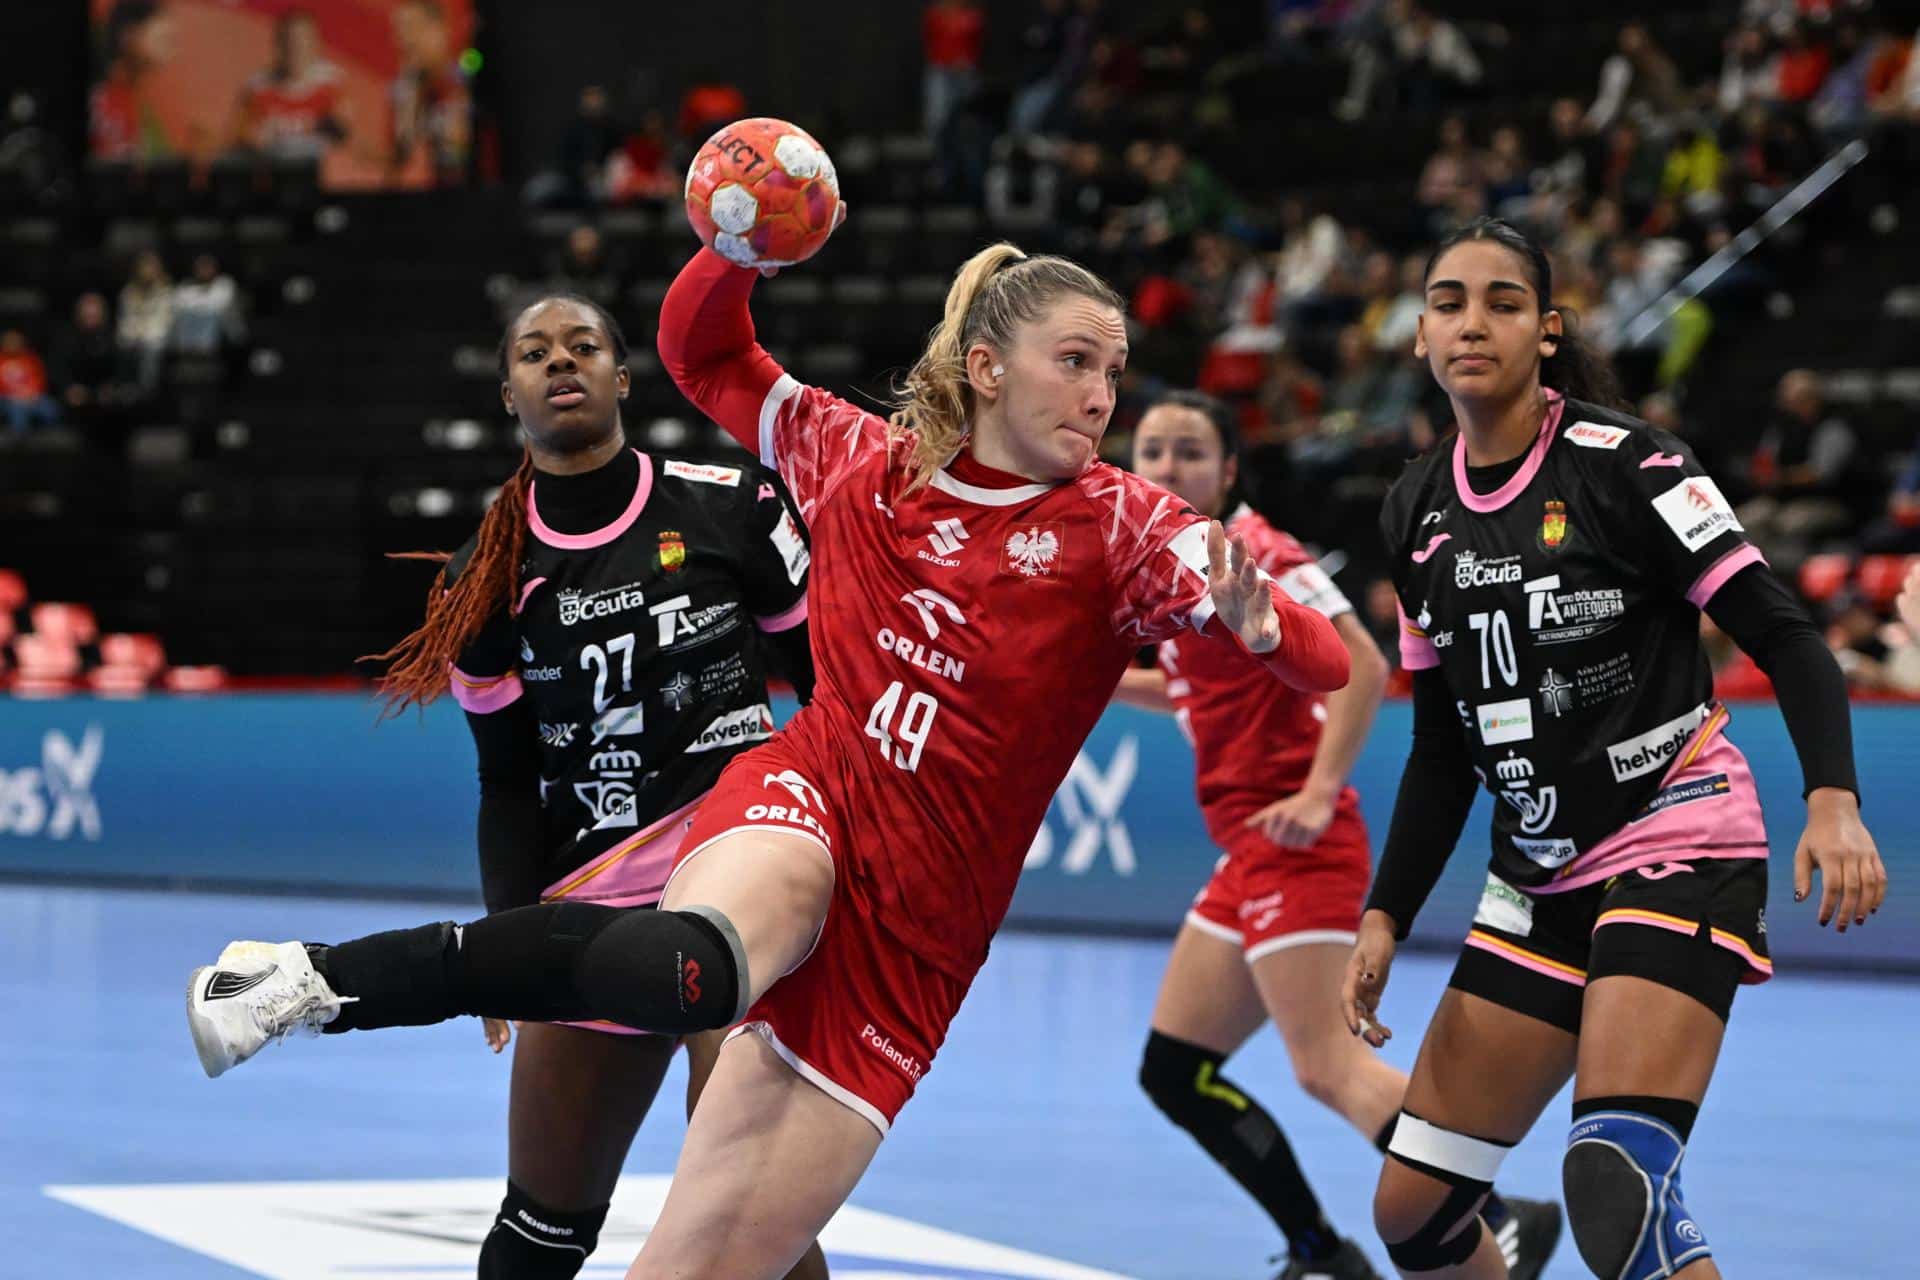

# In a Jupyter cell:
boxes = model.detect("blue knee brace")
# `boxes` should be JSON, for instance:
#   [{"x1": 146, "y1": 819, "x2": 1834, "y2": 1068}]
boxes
[{"x1": 1563, "y1": 1110, "x2": 1709, "y2": 1280}]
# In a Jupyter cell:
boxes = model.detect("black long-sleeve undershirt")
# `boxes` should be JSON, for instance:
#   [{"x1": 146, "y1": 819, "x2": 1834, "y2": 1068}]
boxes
[
  {"x1": 1362, "y1": 564, "x2": 1859, "y2": 939},
  {"x1": 467, "y1": 700, "x2": 548, "y2": 914}
]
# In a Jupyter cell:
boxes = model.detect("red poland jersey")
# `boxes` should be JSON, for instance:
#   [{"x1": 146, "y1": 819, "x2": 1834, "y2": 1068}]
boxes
[
  {"x1": 240, "y1": 65, "x2": 344, "y2": 153},
  {"x1": 1157, "y1": 505, "x2": 1361, "y2": 846},
  {"x1": 660, "y1": 249, "x2": 1348, "y2": 979}
]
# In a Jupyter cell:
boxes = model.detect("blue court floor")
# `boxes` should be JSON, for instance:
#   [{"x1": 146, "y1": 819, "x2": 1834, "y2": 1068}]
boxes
[{"x1": 3, "y1": 883, "x2": 1914, "y2": 1279}]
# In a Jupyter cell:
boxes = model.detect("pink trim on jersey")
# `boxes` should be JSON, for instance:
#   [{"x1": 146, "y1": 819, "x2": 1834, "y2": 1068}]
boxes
[
  {"x1": 1452, "y1": 390, "x2": 1565, "y2": 513},
  {"x1": 1686, "y1": 543, "x2": 1767, "y2": 608},
  {"x1": 527, "y1": 449, "x2": 653, "y2": 549},
  {"x1": 1533, "y1": 727, "x2": 1768, "y2": 895},
  {"x1": 513, "y1": 576, "x2": 547, "y2": 616},
  {"x1": 1398, "y1": 600, "x2": 1440, "y2": 670},
  {"x1": 756, "y1": 596, "x2": 809, "y2": 633},
  {"x1": 448, "y1": 665, "x2": 522, "y2": 714},
  {"x1": 1594, "y1": 909, "x2": 1775, "y2": 977},
  {"x1": 541, "y1": 793, "x2": 705, "y2": 906}
]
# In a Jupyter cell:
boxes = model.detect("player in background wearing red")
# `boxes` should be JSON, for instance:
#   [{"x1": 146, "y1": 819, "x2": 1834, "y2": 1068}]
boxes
[
  {"x1": 1120, "y1": 392, "x2": 1560, "y2": 1280},
  {"x1": 184, "y1": 224, "x2": 1350, "y2": 1279},
  {"x1": 1345, "y1": 218, "x2": 1885, "y2": 1279}
]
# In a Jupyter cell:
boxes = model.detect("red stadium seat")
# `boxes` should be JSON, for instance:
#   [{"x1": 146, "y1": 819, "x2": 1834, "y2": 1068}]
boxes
[
  {"x1": 0, "y1": 568, "x2": 23, "y2": 611},
  {"x1": 164, "y1": 665, "x2": 229, "y2": 692},
  {"x1": 29, "y1": 602, "x2": 99, "y2": 645},
  {"x1": 100, "y1": 632, "x2": 167, "y2": 675},
  {"x1": 1855, "y1": 555, "x2": 1917, "y2": 609},
  {"x1": 14, "y1": 633, "x2": 80, "y2": 680},
  {"x1": 1797, "y1": 553, "x2": 1851, "y2": 604}
]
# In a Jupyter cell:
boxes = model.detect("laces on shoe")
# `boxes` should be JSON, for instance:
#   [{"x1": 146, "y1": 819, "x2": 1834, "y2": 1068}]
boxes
[{"x1": 246, "y1": 970, "x2": 350, "y2": 1045}]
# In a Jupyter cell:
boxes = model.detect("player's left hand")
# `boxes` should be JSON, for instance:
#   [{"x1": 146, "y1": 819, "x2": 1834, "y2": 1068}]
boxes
[
  {"x1": 1897, "y1": 562, "x2": 1920, "y2": 634},
  {"x1": 1793, "y1": 787, "x2": 1886, "y2": 932},
  {"x1": 482, "y1": 1017, "x2": 518, "y2": 1054},
  {"x1": 1245, "y1": 788, "x2": 1336, "y2": 849},
  {"x1": 1208, "y1": 520, "x2": 1279, "y2": 654}
]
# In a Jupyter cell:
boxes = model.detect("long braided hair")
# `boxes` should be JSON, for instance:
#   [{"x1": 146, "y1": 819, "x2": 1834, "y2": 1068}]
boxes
[{"x1": 368, "y1": 294, "x2": 629, "y2": 716}]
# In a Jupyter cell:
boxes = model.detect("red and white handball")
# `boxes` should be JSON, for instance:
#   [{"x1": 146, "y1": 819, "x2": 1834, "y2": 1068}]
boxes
[{"x1": 684, "y1": 117, "x2": 844, "y2": 270}]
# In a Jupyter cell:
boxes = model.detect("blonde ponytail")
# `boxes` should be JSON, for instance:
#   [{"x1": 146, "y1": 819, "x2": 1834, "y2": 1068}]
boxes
[{"x1": 890, "y1": 241, "x2": 1124, "y2": 490}]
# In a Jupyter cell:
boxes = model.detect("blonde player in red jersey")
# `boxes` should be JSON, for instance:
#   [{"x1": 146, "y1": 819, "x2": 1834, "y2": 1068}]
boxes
[
  {"x1": 1119, "y1": 393, "x2": 1560, "y2": 1280},
  {"x1": 183, "y1": 234, "x2": 1350, "y2": 1280}
]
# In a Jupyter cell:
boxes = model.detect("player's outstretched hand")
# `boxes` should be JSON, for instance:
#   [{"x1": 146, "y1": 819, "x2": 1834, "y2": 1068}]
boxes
[
  {"x1": 1793, "y1": 787, "x2": 1886, "y2": 932},
  {"x1": 1897, "y1": 562, "x2": 1920, "y2": 634},
  {"x1": 1208, "y1": 520, "x2": 1279, "y2": 654},
  {"x1": 482, "y1": 1017, "x2": 516, "y2": 1055},
  {"x1": 758, "y1": 202, "x2": 849, "y2": 278},
  {"x1": 1342, "y1": 910, "x2": 1398, "y2": 1048}
]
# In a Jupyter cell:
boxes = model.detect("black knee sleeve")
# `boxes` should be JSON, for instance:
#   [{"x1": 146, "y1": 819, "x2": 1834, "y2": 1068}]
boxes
[
  {"x1": 320, "y1": 902, "x2": 745, "y2": 1035},
  {"x1": 1382, "y1": 1180, "x2": 1487, "y2": 1273},
  {"x1": 477, "y1": 1180, "x2": 608, "y2": 1279}
]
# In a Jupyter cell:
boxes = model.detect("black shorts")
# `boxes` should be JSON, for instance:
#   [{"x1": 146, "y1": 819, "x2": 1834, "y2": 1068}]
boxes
[{"x1": 1448, "y1": 857, "x2": 1772, "y2": 1035}]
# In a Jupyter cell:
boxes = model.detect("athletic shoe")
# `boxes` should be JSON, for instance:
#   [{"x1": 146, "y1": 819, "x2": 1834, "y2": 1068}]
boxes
[
  {"x1": 186, "y1": 939, "x2": 347, "y2": 1078},
  {"x1": 1496, "y1": 1195, "x2": 1565, "y2": 1280},
  {"x1": 1271, "y1": 1238, "x2": 1383, "y2": 1280}
]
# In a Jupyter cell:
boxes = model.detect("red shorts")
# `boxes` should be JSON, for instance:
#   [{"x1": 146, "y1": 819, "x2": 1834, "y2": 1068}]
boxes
[
  {"x1": 1185, "y1": 806, "x2": 1371, "y2": 962},
  {"x1": 669, "y1": 741, "x2": 969, "y2": 1136}
]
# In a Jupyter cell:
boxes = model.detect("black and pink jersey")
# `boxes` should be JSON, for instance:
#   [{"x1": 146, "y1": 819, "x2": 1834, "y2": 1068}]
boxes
[
  {"x1": 448, "y1": 451, "x2": 809, "y2": 900},
  {"x1": 1382, "y1": 392, "x2": 1769, "y2": 891}
]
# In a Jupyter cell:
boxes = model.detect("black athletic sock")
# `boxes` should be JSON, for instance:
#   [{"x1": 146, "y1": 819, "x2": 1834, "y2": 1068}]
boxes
[
  {"x1": 1140, "y1": 1031, "x2": 1339, "y2": 1262},
  {"x1": 1572, "y1": 1094, "x2": 1698, "y2": 1142},
  {"x1": 314, "y1": 901, "x2": 742, "y2": 1035},
  {"x1": 477, "y1": 1180, "x2": 608, "y2": 1279}
]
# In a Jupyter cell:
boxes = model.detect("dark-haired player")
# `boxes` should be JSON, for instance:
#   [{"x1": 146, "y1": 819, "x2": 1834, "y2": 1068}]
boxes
[
  {"x1": 226, "y1": 292, "x2": 824, "y2": 1280},
  {"x1": 1343, "y1": 218, "x2": 1885, "y2": 1279},
  {"x1": 1121, "y1": 391, "x2": 1560, "y2": 1280}
]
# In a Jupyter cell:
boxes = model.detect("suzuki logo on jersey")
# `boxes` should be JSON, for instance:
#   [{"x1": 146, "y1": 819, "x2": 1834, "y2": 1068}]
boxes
[
  {"x1": 1607, "y1": 703, "x2": 1710, "y2": 782},
  {"x1": 1454, "y1": 550, "x2": 1522, "y2": 590},
  {"x1": 649, "y1": 596, "x2": 741, "y2": 649},
  {"x1": 0, "y1": 726, "x2": 104, "y2": 841},
  {"x1": 1651, "y1": 476, "x2": 1741, "y2": 551},
  {"x1": 1003, "y1": 524, "x2": 1063, "y2": 577},
  {"x1": 558, "y1": 583, "x2": 647, "y2": 627},
  {"x1": 686, "y1": 704, "x2": 774, "y2": 753},
  {"x1": 926, "y1": 517, "x2": 970, "y2": 559},
  {"x1": 1024, "y1": 737, "x2": 1138, "y2": 876},
  {"x1": 899, "y1": 587, "x2": 965, "y2": 641},
  {"x1": 1476, "y1": 698, "x2": 1533, "y2": 745}
]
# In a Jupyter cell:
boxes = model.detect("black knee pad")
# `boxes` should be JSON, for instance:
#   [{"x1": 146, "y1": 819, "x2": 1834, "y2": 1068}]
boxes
[
  {"x1": 1139, "y1": 1030, "x2": 1216, "y2": 1116},
  {"x1": 477, "y1": 1180, "x2": 609, "y2": 1279},
  {"x1": 1563, "y1": 1105, "x2": 1709, "y2": 1280},
  {"x1": 1381, "y1": 1112, "x2": 1513, "y2": 1273}
]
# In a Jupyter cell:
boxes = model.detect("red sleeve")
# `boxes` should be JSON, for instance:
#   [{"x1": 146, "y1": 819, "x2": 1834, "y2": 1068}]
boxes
[
  {"x1": 658, "y1": 248, "x2": 889, "y2": 518},
  {"x1": 1091, "y1": 467, "x2": 1349, "y2": 692}
]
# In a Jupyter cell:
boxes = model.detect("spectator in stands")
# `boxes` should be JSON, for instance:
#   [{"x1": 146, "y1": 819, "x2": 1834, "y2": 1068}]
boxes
[
  {"x1": 1824, "y1": 590, "x2": 1901, "y2": 692},
  {"x1": 115, "y1": 250, "x2": 172, "y2": 396},
  {"x1": 48, "y1": 293, "x2": 119, "y2": 420},
  {"x1": 1587, "y1": 20, "x2": 1685, "y2": 133},
  {"x1": 1810, "y1": 16, "x2": 1879, "y2": 142},
  {"x1": 605, "y1": 109, "x2": 678, "y2": 203},
  {"x1": 1718, "y1": 25, "x2": 1777, "y2": 118},
  {"x1": 1535, "y1": 97, "x2": 1601, "y2": 214},
  {"x1": 1371, "y1": 251, "x2": 1425, "y2": 354},
  {"x1": 1389, "y1": 0, "x2": 1482, "y2": 113},
  {"x1": 549, "y1": 225, "x2": 623, "y2": 309},
  {"x1": 1737, "y1": 369, "x2": 1858, "y2": 567},
  {"x1": 1660, "y1": 115, "x2": 1727, "y2": 219},
  {"x1": 1860, "y1": 430, "x2": 1920, "y2": 555},
  {"x1": 231, "y1": 9, "x2": 349, "y2": 163},
  {"x1": 389, "y1": 0, "x2": 470, "y2": 187},
  {"x1": 171, "y1": 254, "x2": 244, "y2": 356},
  {"x1": 923, "y1": 0, "x2": 986, "y2": 140},
  {"x1": 0, "y1": 330, "x2": 58, "y2": 435},
  {"x1": 1273, "y1": 196, "x2": 1345, "y2": 328},
  {"x1": 1774, "y1": 19, "x2": 1832, "y2": 106},
  {"x1": 1011, "y1": 0, "x2": 1072, "y2": 136},
  {"x1": 557, "y1": 85, "x2": 620, "y2": 209},
  {"x1": 1481, "y1": 124, "x2": 1532, "y2": 219},
  {"x1": 1415, "y1": 115, "x2": 1480, "y2": 236},
  {"x1": 90, "y1": 0, "x2": 177, "y2": 162}
]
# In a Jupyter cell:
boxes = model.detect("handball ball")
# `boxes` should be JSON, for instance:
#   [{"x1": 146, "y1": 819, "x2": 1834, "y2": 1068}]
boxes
[{"x1": 684, "y1": 118, "x2": 843, "y2": 270}]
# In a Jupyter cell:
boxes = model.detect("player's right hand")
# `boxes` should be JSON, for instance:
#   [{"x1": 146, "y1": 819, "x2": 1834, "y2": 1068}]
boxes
[
  {"x1": 483, "y1": 1017, "x2": 517, "y2": 1054},
  {"x1": 1342, "y1": 910, "x2": 1398, "y2": 1048}
]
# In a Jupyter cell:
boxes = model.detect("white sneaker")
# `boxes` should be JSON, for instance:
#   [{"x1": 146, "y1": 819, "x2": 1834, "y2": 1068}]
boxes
[{"x1": 186, "y1": 940, "x2": 348, "y2": 1078}]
